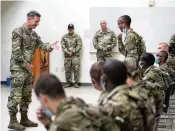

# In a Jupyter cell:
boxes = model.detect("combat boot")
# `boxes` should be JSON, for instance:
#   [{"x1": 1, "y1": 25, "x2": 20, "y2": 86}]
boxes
[
  {"x1": 8, "y1": 114, "x2": 25, "y2": 130},
  {"x1": 64, "y1": 82, "x2": 73, "y2": 88},
  {"x1": 74, "y1": 82, "x2": 79, "y2": 88},
  {"x1": 20, "y1": 113, "x2": 38, "y2": 127}
]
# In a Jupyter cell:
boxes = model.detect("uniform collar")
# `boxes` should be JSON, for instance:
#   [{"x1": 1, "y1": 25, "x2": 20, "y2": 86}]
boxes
[
  {"x1": 144, "y1": 65, "x2": 155, "y2": 75},
  {"x1": 100, "y1": 28, "x2": 110, "y2": 33},
  {"x1": 23, "y1": 23, "x2": 32, "y2": 34}
]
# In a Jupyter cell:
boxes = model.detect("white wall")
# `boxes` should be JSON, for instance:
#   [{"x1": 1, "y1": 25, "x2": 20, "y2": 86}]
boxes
[{"x1": 1, "y1": 0, "x2": 175, "y2": 82}]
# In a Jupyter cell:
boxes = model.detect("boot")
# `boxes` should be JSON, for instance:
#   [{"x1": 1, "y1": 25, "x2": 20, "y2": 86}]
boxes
[
  {"x1": 20, "y1": 113, "x2": 38, "y2": 127},
  {"x1": 8, "y1": 114, "x2": 25, "y2": 130},
  {"x1": 64, "y1": 82, "x2": 73, "y2": 88},
  {"x1": 74, "y1": 83, "x2": 79, "y2": 88}
]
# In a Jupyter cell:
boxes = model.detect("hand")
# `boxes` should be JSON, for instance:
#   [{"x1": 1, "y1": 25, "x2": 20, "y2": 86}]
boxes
[
  {"x1": 67, "y1": 52, "x2": 73, "y2": 57},
  {"x1": 36, "y1": 108, "x2": 52, "y2": 126},
  {"x1": 118, "y1": 34, "x2": 122, "y2": 41},
  {"x1": 25, "y1": 64, "x2": 33, "y2": 71},
  {"x1": 50, "y1": 41, "x2": 60, "y2": 50}
]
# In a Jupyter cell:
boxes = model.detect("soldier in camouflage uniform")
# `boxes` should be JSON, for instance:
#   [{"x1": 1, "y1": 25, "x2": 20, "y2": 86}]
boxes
[
  {"x1": 35, "y1": 74, "x2": 121, "y2": 131},
  {"x1": 93, "y1": 20, "x2": 117, "y2": 61},
  {"x1": 126, "y1": 70, "x2": 156, "y2": 131},
  {"x1": 117, "y1": 15, "x2": 146, "y2": 72},
  {"x1": 61, "y1": 24, "x2": 82, "y2": 88},
  {"x1": 7, "y1": 11, "x2": 59, "y2": 130},
  {"x1": 100, "y1": 59, "x2": 145, "y2": 131},
  {"x1": 89, "y1": 61, "x2": 108, "y2": 105},
  {"x1": 167, "y1": 39, "x2": 175, "y2": 71},
  {"x1": 156, "y1": 51, "x2": 175, "y2": 80}
]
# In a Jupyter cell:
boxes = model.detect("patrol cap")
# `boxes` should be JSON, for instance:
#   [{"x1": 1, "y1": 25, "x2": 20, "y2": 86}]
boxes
[{"x1": 68, "y1": 24, "x2": 74, "y2": 29}]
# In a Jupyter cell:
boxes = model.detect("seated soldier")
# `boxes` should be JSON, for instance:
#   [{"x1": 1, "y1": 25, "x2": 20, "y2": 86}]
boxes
[
  {"x1": 156, "y1": 51, "x2": 175, "y2": 81},
  {"x1": 90, "y1": 61, "x2": 108, "y2": 105},
  {"x1": 139, "y1": 52, "x2": 171, "y2": 92},
  {"x1": 35, "y1": 73, "x2": 120, "y2": 131},
  {"x1": 99, "y1": 59, "x2": 145, "y2": 131}
]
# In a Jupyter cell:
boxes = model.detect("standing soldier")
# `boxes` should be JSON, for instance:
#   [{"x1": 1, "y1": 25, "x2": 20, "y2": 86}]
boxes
[
  {"x1": 61, "y1": 24, "x2": 82, "y2": 88},
  {"x1": 93, "y1": 20, "x2": 117, "y2": 61},
  {"x1": 7, "y1": 10, "x2": 59, "y2": 130},
  {"x1": 117, "y1": 15, "x2": 146, "y2": 72}
]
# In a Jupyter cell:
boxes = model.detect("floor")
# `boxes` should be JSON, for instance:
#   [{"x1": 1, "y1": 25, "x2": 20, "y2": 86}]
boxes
[
  {"x1": 1, "y1": 85, "x2": 175, "y2": 131},
  {"x1": 1, "y1": 85, "x2": 100, "y2": 131}
]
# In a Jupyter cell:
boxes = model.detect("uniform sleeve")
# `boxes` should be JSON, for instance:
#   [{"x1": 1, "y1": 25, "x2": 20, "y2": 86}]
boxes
[
  {"x1": 61, "y1": 36, "x2": 69, "y2": 54},
  {"x1": 107, "y1": 31, "x2": 117, "y2": 50},
  {"x1": 72, "y1": 35, "x2": 82, "y2": 54},
  {"x1": 11, "y1": 30, "x2": 29, "y2": 68},
  {"x1": 118, "y1": 39, "x2": 126, "y2": 56},
  {"x1": 36, "y1": 35, "x2": 53, "y2": 52},
  {"x1": 93, "y1": 32, "x2": 103, "y2": 50}
]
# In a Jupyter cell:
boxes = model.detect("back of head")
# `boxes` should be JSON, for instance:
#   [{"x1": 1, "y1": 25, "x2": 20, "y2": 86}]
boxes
[
  {"x1": 121, "y1": 15, "x2": 131, "y2": 26},
  {"x1": 34, "y1": 73, "x2": 65, "y2": 99},
  {"x1": 141, "y1": 52, "x2": 155, "y2": 67},
  {"x1": 103, "y1": 59, "x2": 127, "y2": 87},
  {"x1": 90, "y1": 61, "x2": 105, "y2": 84}
]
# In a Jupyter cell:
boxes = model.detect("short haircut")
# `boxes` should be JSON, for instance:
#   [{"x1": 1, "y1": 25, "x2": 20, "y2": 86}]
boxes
[
  {"x1": 141, "y1": 52, "x2": 155, "y2": 66},
  {"x1": 159, "y1": 51, "x2": 168, "y2": 61},
  {"x1": 103, "y1": 59, "x2": 127, "y2": 87},
  {"x1": 34, "y1": 73, "x2": 65, "y2": 99},
  {"x1": 27, "y1": 10, "x2": 41, "y2": 17},
  {"x1": 90, "y1": 61, "x2": 105, "y2": 83},
  {"x1": 121, "y1": 15, "x2": 131, "y2": 26}
]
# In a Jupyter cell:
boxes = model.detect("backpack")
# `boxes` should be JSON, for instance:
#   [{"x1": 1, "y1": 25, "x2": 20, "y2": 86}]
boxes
[
  {"x1": 64, "y1": 97, "x2": 123, "y2": 131},
  {"x1": 132, "y1": 31, "x2": 146, "y2": 60},
  {"x1": 123, "y1": 90, "x2": 155, "y2": 131}
]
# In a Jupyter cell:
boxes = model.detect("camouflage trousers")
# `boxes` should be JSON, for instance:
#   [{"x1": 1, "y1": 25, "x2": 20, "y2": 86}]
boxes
[
  {"x1": 7, "y1": 70, "x2": 34, "y2": 115},
  {"x1": 96, "y1": 50, "x2": 112, "y2": 61},
  {"x1": 64, "y1": 56, "x2": 80, "y2": 83}
]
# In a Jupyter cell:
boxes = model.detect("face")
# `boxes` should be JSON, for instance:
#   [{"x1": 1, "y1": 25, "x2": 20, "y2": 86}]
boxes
[
  {"x1": 118, "y1": 17, "x2": 125, "y2": 32},
  {"x1": 156, "y1": 52, "x2": 164, "y2": 64},
  {"x1": 68, "y1": 29, "x2": 74, "y2": 34},
  {"x1": 27, "y1": 16, "x2": 40, "y2": 29},
  {"x1": 157, "y1": 43, "x2": 168, "y2": 52},
  {"x1": 100, "y1": 21, "x2": 107, "y2": 30},
  {"x1": 38, "y1": 94, "x2": 52, "y2": 112}
]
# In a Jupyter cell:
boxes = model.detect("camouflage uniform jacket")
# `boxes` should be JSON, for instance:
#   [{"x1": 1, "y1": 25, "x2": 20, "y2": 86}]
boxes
[
  {"x1": 166, "y1": 54, "x2": 175, "y2": 71},
  {"x1": 10, "y1": 24, "x2": 52, "y2": 71},
  {"x1": 48, "y1": 97, "x2": 120, "y2": 131},
  {"x1": 142, "y1": 66, "x2": 171, "y2": 91},
  {"x1": 118, "y1": 29, "x2": 141, "y2": 60},
  {"x1": 61, "y1": 33, "x2": 82, "y2": 57},
  {"x1": 98, "y1": 90, "x2": 108, "y2": 105},
  {"x1": 93, "y1": 29, "x2": 117, "y2": 57},
  {"x1": 100, "y1": 84, "x2": 144, "y2": 131}
]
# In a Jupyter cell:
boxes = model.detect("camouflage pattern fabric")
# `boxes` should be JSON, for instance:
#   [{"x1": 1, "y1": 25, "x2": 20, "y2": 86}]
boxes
[
  {"x1": 7, "y1": 70, "x2": 34, "y2": 115},
  {"x1": 166, "y1": 54, "x2": 175, "y2": 71},
  {"x1": 93, "y1": 29, "x2": 117, "y2": 61},
  {"x1": 100, "y1": 84, "x2": 144, "y2": 131},
  {"x1": 61, "y1": 33, "x2": 82, "y2": 83},
  {"x1": 98, "y1": 91, "x2": 108, "y2": 105},
  {"x1": 130, "y1": 80, "x2": 156, "y2": 131},
  {"x1": 8, "y1": 23, "x2": 52, "y2": 115},
  {"x1": 118, "y1": 29, "x2": 146, "y2": 60},
  {"x1": 48, "y1": 97, "x2": 121, "y2": 131},
  {"x1": 10, "y1": 23, "x2": 52, "y2": 71},
  {"x1": 169, "y1": 34, "x2": 175, "y2": 44}
]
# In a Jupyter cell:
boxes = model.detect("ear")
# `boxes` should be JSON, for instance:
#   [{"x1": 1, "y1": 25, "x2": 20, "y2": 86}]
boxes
[
  {"x1": 91, "y1": 78, "x2": 96, "y2": 85},
  {"x1": 39, "y1": 94, "x2": 48, "y2": 104}
]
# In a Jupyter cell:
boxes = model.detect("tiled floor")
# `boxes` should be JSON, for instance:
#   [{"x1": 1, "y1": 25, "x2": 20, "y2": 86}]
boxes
[
  {"x1": 1, "y1": 85, "x2": 175, "y2": 131},
  {"x1": 1, "y1": 85, "x2": 100, "y2": 131}
]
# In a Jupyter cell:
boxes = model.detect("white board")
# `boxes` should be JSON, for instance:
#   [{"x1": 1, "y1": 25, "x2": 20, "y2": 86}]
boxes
[{"x1": 90, "y1": 7, "x2": 175, "y2": 53}]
